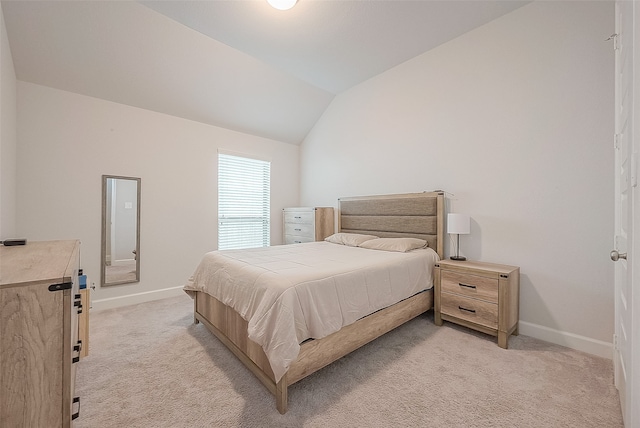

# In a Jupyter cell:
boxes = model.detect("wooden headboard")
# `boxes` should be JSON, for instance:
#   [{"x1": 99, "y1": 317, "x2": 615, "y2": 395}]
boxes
[{"x1": 338, "y1": 192, "x2": 444, "y2": 259}]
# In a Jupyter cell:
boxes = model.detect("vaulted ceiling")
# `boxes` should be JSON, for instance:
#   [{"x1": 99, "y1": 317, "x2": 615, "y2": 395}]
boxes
[{"x1": 2, "y1": 1, "x2": 528, "y2": 144}]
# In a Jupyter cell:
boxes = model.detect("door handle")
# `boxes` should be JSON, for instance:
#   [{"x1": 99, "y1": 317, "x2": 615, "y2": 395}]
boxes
[{"x1": 611, "y1": 250, "x2": 627, "y2": 261}]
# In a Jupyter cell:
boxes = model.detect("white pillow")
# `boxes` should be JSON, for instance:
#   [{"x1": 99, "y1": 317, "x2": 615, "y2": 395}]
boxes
[
  {"x1": 358, "y1": 237, "x2": 428, "y2": 252},
  {"x1": 324, "y1": 233, "x2": 379, "y2": 247}
]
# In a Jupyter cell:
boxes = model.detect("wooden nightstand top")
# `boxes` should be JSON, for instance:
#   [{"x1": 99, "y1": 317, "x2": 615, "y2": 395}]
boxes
[{"x1": 435, "y1": 259, "x2": 519, "y2": 277}]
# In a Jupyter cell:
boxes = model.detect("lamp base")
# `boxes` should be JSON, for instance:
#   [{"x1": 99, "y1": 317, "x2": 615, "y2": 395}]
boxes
[{"x1": 450, "y1": 256, "x2": 467, "y2": 261}]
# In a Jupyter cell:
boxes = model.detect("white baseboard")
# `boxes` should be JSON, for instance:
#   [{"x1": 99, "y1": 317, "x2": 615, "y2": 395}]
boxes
[
  {"x1": 91, "y1": 286, "x2": 186, "y2": 311},
  {"x1": 519, "y1": 321, "x2": 613, "y2": 360}
]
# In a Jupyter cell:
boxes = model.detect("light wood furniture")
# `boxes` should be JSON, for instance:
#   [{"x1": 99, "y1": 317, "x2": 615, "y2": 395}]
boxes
[
  {"x1": 282, "y1": 207, "x2": 334, "y2": 244},
  {"x1": 78, "y1": 287, "x2": 90, "y2": 358},
  {"x1": 434, "y1": 259, "x2": 519, "y2": 349},
  {"x1": 0, "y1": 240, "x2": 83, "y2": 427},
  {"x1": 193, "y1": 192, "x2": 444, "y2": 413}
]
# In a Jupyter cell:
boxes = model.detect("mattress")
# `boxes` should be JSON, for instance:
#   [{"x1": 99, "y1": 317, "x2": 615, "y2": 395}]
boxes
[{"x1": 184, "y1": 241, "x2": 439, "y2": 382}]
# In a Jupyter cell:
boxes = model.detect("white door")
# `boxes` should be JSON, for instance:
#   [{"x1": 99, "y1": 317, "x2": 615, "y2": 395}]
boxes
[{"x1": 613, "y1": 1, "x2": 638, "y2": 426}]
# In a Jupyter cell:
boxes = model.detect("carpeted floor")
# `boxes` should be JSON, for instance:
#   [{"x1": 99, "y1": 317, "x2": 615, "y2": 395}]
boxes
[{"x1": 75, "y1": 294, "x2": 623, "y2": 427}]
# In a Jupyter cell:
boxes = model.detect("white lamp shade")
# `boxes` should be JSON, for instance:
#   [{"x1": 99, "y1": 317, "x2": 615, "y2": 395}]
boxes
[{"x1": 447, "y1": 213, "x2": 470, "y2": 235}]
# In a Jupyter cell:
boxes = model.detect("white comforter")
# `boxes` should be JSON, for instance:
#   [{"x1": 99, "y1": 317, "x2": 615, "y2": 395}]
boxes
[{"x1": 184, "y1": 241, "x2": 439, "y2": 382}]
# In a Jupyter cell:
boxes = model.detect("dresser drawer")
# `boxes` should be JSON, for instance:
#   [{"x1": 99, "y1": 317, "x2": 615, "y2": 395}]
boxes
[
  {"x1": 441, "y1": 292, "x2": 498, "y2": 330},
  {"x1": 284, "y1": 235, "x2": 315, "y2": 244},
  {"x1": 441, "y1": 270, "x2": 498, "y2": 303},
  {"x1": 284, "y1": 222, "x2": 314, "y2": 238},
  {"x1": 283, "y1": 211, "x2": 314, "y2": 224}
]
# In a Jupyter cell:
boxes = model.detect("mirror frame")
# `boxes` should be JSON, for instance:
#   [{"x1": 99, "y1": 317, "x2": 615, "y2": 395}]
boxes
[{"x1": 101, "y1": 175, "x2": 141, "y2": 286}]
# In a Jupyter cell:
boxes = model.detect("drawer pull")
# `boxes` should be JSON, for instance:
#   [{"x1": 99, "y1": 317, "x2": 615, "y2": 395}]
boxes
[
  {"x1": 75, "y1": 297, "x2": 83, "y2": 314},
  {"x1": 459, "y1": 283, "x2": 477, "y2": 289},
  {"x1": 73, "y1": 340, "x2": 82, "y2": 363},
  {"x1": 48, "y1": 281, "x2": 72, "y2": 292},
  {"x1": 294, "y1": 216, "x2": 302, "y2": 219},
  {"x1": 294, "y1": 228, "x2": 302, "y2": 231},
  {"x1": 72, "y1": 396, "x2": 80, "y2": 420},
  {"x1": 458, "y1": 306, "x2": 476, "y2": 313}
]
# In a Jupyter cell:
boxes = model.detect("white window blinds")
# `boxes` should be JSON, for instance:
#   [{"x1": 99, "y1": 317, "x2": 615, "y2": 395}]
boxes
[{"x1": 218, "y1": 153, "x2": 271, "y2": 250}]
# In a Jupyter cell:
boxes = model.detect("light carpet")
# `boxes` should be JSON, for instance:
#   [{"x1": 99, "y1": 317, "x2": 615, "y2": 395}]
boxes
[{"x1": 75, "y1": 294, "x2": 623, "y2": 427}]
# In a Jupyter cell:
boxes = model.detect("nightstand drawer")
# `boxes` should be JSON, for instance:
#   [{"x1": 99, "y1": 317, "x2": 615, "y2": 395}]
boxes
[
  {"x1": 284, "y1": 222, "x2": 314, "y2": 238},
  {"x1": 441, "y1": 292, "x2": 498, "y2": 330},
  {"x1": 441, "y1": 271, "x2": 498, "y2": 303}
]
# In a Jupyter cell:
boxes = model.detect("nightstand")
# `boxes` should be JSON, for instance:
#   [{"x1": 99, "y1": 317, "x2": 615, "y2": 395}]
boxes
[{"x1": 434, "y1": 259, "x2": 520, "y2": 349}]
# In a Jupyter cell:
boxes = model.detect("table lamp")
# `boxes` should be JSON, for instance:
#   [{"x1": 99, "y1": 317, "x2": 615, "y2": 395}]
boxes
[{"x1": 447, "y1": 213, "x2": 470, "y2": 261}]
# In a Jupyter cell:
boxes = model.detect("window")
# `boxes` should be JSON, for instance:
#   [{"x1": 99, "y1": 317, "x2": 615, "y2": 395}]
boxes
[{"x1": 218, "y1": 153, "x2": 271, "y2": 250}]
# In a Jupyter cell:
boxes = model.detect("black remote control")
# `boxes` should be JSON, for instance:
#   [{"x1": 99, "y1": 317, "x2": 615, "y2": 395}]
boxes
[{"x1": 1, "y1": 239, "x2": 27, "y2": 246}]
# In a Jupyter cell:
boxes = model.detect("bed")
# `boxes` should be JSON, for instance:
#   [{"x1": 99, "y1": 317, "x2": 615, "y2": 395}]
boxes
[{"x1": 184, "y1": 191, "x2": 444, "y2": 413}]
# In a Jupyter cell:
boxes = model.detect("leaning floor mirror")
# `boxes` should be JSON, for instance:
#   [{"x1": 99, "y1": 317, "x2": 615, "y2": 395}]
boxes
[{"x1": 101, "y1": 175, "x2": 141, "y2": 286}]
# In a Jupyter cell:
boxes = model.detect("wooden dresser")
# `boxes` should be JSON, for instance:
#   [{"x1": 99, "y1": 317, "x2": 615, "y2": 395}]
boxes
[
  {"x1": 283, "y1": 207, "x2": 334, "y2": 244},
  {"x1": 434, "y1": 259, "x2": 520, "y2": 348},
  {"x1": 1, "y1": 240, "x2": 83, "y2": 427}
]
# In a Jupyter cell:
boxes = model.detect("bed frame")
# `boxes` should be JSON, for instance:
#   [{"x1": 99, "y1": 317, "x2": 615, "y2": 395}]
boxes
[{"x1": 192, "y1": 191, "x2": 444, "y2": 413}]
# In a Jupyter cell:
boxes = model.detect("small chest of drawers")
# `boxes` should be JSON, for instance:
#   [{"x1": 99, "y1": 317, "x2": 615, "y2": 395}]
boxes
[
  {"x1": 283, "y1": 207, "x2": 334, "y2": 244},
  {"x1": 1, "y1": 240, "x2": 83, "y2": 426},
  {"x1": 434, "y1": 259, "x2": 520, "y2": 349}
]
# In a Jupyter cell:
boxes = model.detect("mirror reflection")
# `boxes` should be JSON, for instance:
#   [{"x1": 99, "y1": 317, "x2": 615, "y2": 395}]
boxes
[{"x1": 101, "y1": 175, "x2": 140, "y2": 286}]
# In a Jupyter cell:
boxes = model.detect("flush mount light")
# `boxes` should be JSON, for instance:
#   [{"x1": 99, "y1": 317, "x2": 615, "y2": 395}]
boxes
[{"x1": 267, "y1": 0, "x2": 297, "y2": 11}]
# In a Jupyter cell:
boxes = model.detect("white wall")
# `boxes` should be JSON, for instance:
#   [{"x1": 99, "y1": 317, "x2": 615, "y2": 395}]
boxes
[
  {"x1": 17, "y1": 82, "x2": 300, "y2": 308},
  {"x1": 0, "y1": 4, "x2": 17, "y2": 239},
  {"x1": 300, "y1": 1, "x2": 614, "y2": 356}
]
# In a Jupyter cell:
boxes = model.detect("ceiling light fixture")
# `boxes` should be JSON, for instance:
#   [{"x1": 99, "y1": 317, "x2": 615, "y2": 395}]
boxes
[{"x1": 267, "y1": 0, "x2": 298, "y2": 11}]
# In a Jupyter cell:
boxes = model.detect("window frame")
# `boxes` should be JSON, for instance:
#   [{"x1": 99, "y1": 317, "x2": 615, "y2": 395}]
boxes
[{"x1": 217, "y1": 151, "x2": 271, "y2": 250}]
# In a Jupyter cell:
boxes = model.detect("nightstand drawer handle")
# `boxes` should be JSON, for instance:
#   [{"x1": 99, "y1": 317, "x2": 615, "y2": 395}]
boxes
[
  {"x1": 458, "y1": 306, "x2": 476, "y2": 313},
  {"x1": 459, "y1": 283, "x2": 476, "y2": 289}
]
